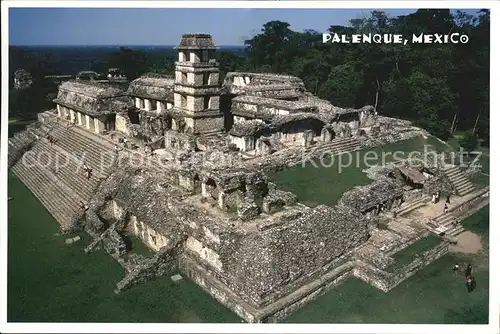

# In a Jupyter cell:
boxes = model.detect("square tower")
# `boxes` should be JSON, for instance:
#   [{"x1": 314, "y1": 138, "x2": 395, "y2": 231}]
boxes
[{"x1": 173, "y1": 34, "x2": 224, "y2": 135}]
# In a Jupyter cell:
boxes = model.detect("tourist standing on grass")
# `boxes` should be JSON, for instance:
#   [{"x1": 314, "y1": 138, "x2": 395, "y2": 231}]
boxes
[
  {"x1": 465, "y1": 263, "x2": 473, "y2": 277},
  {"x1": 466, "y1": 276, "x2": 476, "y2": 292},
  {"x1": 453, "y1": 263, "x2": 459, "y2": 273}
]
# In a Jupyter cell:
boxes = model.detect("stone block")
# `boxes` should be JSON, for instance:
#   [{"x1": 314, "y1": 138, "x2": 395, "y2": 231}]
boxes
[
  {"x1": 262, "y1": 196, "x2": 284, "y2": 214},
  {"x1": 171, "y1": 274, "x2": 183, "y2": 282},
  {"x1": 237, "y1": 200, "x2": 260, "y2": 221}
]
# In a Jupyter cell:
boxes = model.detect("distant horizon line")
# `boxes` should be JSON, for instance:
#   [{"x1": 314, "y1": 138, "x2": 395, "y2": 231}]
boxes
[{"x1": 10, "y1": 44, "x2": 246, "y2": 47}]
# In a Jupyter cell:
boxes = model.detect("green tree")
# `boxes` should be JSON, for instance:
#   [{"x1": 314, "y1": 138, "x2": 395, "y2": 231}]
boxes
[
  {"x1": 318, "y1": 63, "x2": 364, "y2": 107},
  {"x1": 105, "y1": 47, "x2": 154, "y2": 80},
  {"x1": 244, "y1": 20, "x2": 295, "y2": 73},
  {"x1": 383, "y1": 71, "x2": 455, "y2": 139},
  {"x1": 458, "y1": 130, "x2": 478, "y2": 152}
]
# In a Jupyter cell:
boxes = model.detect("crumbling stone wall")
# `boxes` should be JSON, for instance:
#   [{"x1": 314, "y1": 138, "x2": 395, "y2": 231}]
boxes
[
  {"x1": 449, "y1": 187, "x2": 489, "y2": 221},
  {"x1": 115, "y1": 246, "x2": 181, "y2": 293},
  {"x1": 165, "y1": 130, "x2": 196, "y2": 151},
  {"x1": 214, "y1": 204, "x2": 370, "y2": 307},
  {"x1": 423, "y1": 170, "x2": 455, "y2": 196},
  {"x1": 115, "y1": 113, "x2": 132, "y2": 135},
  {"x1": 354, "y1": 241, "x2": 449, "y2": 292}
]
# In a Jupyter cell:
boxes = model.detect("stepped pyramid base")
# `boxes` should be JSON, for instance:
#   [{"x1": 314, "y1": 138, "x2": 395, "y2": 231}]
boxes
[{"x1": 10, "y1": 119, "x2": 118, "y2": 229}]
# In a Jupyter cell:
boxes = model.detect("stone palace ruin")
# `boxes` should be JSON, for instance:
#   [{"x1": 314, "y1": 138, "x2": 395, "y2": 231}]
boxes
[{"x1": 8, "y1": 34, "x2": 489, "y2": 322}]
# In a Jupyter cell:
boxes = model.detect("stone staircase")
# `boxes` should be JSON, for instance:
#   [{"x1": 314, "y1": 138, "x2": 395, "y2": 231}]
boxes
[
  {"x1": 445, "y1": 165, "x2": 476, "y2": 196},
  {"x1": 427, "y1": 213, "x2": 464, "y2": 238},
  {"x1": 12, "y1": 149, "x2": 82, "y2": 227},
  {"x1": 396, "y1": 196, "x2": 430, "y2": 216},
  {"x1": 11, "y1": 121, "x2": 118, "y2": 229},
  {"x1": 307, "y1": 137, "x2": 362, "y2": 155},
  {"x1": 49, "y1": 122, "x2": 117, "y2": 175},
  {"x1": 8, "y1": 122, "x2": 53, "y2": 167}
]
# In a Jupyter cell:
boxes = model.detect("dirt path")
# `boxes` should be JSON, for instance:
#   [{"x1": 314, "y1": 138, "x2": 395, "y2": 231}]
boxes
[{"x1": 450, "y1": 231, "x2": 483, "y2": 254}]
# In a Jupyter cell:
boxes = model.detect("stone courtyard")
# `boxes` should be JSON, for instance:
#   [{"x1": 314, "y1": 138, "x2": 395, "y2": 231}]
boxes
[{"x1": 8, "y1": 34, "x2": 489, "y2": 323}]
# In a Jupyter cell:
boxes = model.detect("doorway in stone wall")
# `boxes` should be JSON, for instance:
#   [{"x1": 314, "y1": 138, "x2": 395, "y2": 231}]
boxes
[{"x1": 105, "y1": 114, "x2": 116, "y2": 131}]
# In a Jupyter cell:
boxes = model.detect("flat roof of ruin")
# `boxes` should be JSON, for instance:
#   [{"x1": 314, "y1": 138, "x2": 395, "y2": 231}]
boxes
[
  {"x1": 232, "y1": 95, "x2": 318, "y2": 111},
  {"x1": 59, "y1": 80, "x2": 125, "y2": 98},
  {"x1": 129, "y1": 74, "x2": 175, "y2": 88},
  {"x1": 340, "y1": 180, "x2": 403, "y2": 212},
  {"x1": 240, "y1": 83, "x2": 299, "y2": 91},
  {"x1": 229, "y1": 120, "x2": 267, "y2": 137},
  {"x1": 176, "y1": 33, "x2": 217, "y2": 50},
  {"x1": 225, "y1": 72, "x2": 304, "y2": 83},
  {"x1": 397, "y1": 166, "x2": 427, "y2": 184}
]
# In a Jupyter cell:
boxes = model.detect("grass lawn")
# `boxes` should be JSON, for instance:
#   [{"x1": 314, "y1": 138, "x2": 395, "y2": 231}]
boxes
[
  {"x1": 126, "y1": 235, "x2": 155, "y2": 257},
  {"x1": 284, "y1": 206, "x2": 489, "y2": 324},
  {"x1": 268, "y1": 136, "x2": 445, "y2": 207},
  {"x1": 461, "y1": 206, "x2": 489, "y2": 237}
]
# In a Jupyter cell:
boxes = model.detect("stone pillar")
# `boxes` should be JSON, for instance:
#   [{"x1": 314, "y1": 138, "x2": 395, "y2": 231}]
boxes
[
  {"x1": 201, "y1": 176, "x2": 210, "y2": 198},
  {"x1": 201, "y1": 182, "x2": 208, "y2": 198},
  {"x1": 94, "y1": 118, "x2": 105, "y2": 134},
  {"x1": 77, "y1": 112, "x2": 83, "y2": 126},
  {"x1": 174, "y1": 93, "x2": 181, "y2": 108},
  {"x1": 57, "y1": 104, "x2": 62, "y2": 117},
  {"x1": 156, "y1": 101, "x2": 164, "y2": 113},
  {"x1": 321, "y1": 127, "x2": 333, "y2": 142},
  {"x1": 302, "y1": 130, "x2": 314, "y2": 148},
  {"x1": 69, "y1": 109, "x2": 76, "y2": 123},
  {"x1": 190, "y1": 51, "x2": 200, "y2": 63},
  {"x1": 218, "y1": 191, "x2": 226, "y2": 210},
  {"x1": 85, "y1": 115, "x2": 91, "y2": 130},
  {"x1": 144, "y1": 99, "x2": 151, "y2": 111},
  {"x1": 135, "y1": 97, "x2": 141, "y2": 109}
]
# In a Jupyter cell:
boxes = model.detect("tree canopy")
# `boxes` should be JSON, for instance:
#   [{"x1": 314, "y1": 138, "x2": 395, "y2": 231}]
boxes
[
  {"x1": 9, "y1": 9, "x2": 490, "y2": 146},
  {"x1": 239, "y1": 10, "x2": 489, "y2": 145}
]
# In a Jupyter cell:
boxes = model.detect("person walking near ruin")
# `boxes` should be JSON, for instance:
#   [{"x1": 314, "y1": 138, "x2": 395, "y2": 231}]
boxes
[
  {"x1": 86, "y1": 168, "x2": 93, "y2": 180},
  {"x1": 446, "y1": 194, "x2": 451, "y2": 204},
  {"x1": 466, "y1": 276, "x2": 476, "y2": 292},
  {"x1": 437, "y1": 190, "x2": 441, "y2": 202},
  {"x1": 444, "y1": 203, "x2": 449, "y2": 214},
  {"x1": 465, "y1": 263, "x2": 473, "y2": 278},
  {"x1": 432, "y1": 193, "x2": 436, "y2": 204},
  {"x1": 79, "y1": 201, "x2": 89, "y2": 212}
]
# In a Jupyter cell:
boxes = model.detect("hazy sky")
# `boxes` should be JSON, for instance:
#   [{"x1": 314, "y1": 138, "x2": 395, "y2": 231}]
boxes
[{"x1": 9, "y1": 8, "x2": 479, "y2": 46}]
